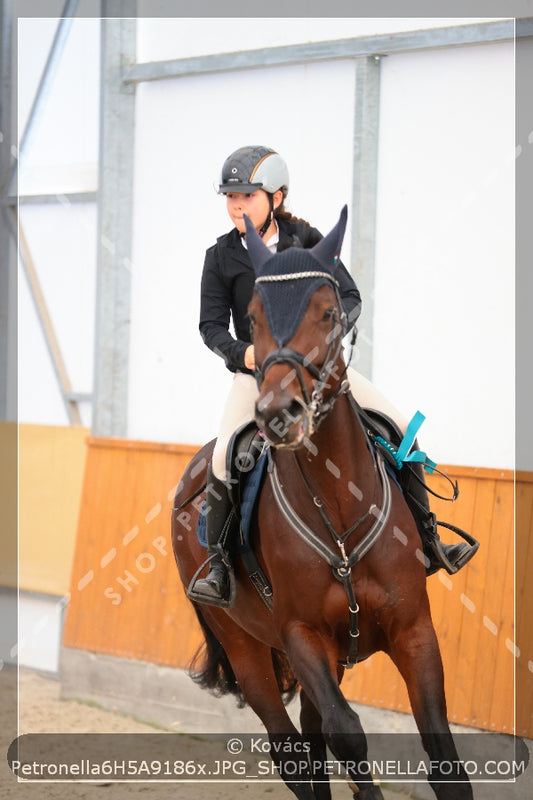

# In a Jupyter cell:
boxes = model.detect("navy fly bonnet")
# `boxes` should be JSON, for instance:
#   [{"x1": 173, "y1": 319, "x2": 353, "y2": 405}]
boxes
[{"x1": 244, "y1": 205, "x2": 348, "y2": 347}]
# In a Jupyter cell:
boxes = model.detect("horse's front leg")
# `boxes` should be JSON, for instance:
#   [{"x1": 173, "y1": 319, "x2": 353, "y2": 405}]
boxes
[
  {"x1": 389, "y1": 615, "x2": 473, "y2": 800},
  {"x1": 284, "y1": 622, "x2": 384, "y2": 800},
  {"x1": 300, "y1": 689, "x2": 332, "y2": 800}
]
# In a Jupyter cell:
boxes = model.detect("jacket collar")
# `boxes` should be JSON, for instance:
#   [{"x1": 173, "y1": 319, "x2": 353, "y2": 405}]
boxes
[
  {"x1": 217, "y1": 227, "x2": 250, "y2": 266},
  {"x1": 218, "y1": 218, "x2": 296, "y2": 266}
]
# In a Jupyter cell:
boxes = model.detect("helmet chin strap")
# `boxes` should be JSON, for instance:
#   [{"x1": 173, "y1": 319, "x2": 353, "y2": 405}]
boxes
[
  {"x1": 258, "y1": 193, "x2": 274, "y2": 238},
  {"x1": 240, "y1": 192, "x2": 274, "y2": 240}
]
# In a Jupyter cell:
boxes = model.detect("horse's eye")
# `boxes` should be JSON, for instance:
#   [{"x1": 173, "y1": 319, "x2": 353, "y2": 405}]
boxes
[
  {"x1": 322, "y1": 307, "x2": 335, "y2": 322},
  {"x1": 248, "y1": 312, "x2": 256, "y2": 326}
]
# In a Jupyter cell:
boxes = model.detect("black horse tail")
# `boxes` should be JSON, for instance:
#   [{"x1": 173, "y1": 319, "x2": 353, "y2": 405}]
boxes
[
  {"x1": 189, "y1": 604, "x2": 245, "y2": 706},
  {"x1": 189, "y1": 604, "x2": 299, "y2": 708}
]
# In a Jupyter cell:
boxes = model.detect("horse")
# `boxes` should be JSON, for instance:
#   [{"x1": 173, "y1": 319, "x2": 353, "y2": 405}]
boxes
[{"x1": 171, "y1": 206, "x2": 473, "y2": 800}]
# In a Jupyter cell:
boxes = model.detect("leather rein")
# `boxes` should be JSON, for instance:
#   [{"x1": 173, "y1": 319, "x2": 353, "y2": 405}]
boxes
[{"x1": 253, "y1": 273, "x2": 392, "y2": 667}]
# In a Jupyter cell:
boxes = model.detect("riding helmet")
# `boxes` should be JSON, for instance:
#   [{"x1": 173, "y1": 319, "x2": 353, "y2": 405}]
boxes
[{"x1": 217, "y1": 146, "x2": 289, "y2": 194}]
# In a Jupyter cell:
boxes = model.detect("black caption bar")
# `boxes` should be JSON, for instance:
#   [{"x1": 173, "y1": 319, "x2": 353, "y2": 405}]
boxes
[{"x1": 7, "y1": 733, "x2": 530, "y2": 783}]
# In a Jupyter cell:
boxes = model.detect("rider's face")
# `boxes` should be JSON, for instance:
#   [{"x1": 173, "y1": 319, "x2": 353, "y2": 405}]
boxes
[{"x1": 225, "y1": 189, "x2": 271, "y2": 235}]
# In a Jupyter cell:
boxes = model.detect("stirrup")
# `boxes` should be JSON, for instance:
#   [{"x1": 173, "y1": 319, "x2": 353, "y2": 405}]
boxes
[
  {"x1": 187, "y1": 551, "x2": 236, "y2": 608},
  {"x1": 426, "y1": 520, "x2": 480, "y2": 576}
]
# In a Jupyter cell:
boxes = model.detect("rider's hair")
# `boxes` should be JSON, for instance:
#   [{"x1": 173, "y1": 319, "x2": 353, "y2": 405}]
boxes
[{"x1": 273, "y1": 187, "x2": 311, "y2": 227}]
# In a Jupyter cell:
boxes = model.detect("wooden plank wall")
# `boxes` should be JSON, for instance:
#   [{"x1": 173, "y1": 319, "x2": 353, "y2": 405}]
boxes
[
  {"x1": 19, "y1": 424, "x2": 89, "y2": 595},
  {"x1": 516, "y1": 477, "x2": 533, "y2": 739},
  {"x1": 62, "y1": 437, "x2": 533, "y2": 738},
  {"x1": 343, "y1": 466, "x2": 523, "y2": 735},
  {"x1": 62, "y1": 438, "x2": 204, "y2": 666}
]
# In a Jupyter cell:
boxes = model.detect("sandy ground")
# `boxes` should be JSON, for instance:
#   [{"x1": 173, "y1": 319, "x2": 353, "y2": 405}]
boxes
[
  {"x1": 1, "y1": 666, "x2": 408, "y2": 800},
  {"x1": 3, "y1": 667, "x2": 531, "y2": 800}
]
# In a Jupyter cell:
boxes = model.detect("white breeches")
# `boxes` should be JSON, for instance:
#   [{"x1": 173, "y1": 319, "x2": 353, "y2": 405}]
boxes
[{"x1": 211, "y1": 368, "x2": 409, "y2": 480}]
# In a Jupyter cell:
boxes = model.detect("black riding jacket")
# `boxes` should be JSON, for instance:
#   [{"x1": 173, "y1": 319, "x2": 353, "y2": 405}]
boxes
[{"x1": 199, "y1": 217, "x2": 362, "y2": 374}]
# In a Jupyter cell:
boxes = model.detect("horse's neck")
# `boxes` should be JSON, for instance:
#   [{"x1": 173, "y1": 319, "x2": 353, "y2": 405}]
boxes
[
  {"x1": 291, "y1": 393, "x2": 377, "y2": 516},
  {"x1": 319, "y1": 393, "x2": 368, "y2": 456}
]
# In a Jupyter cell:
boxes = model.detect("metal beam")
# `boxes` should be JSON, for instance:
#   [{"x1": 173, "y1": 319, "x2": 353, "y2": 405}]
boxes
[
  {"x1": 0, "y1": 0, "x2": 16, "y2": 419},
  {"x1": 92, "y1": 8, "x2": 136, "y2": 437},
  {"x1": 516, "y1": 17, "x2": 533, "y2": 37},
  {"x1": 515, "y1": 31, "x2": 533, "y2": 471},
  {"x1": 65, "y1": 392, "x2": 92, "y2": 403},
  {"x1": 123, "y1": 20, "x2": 514, "y2": 86},
  {"x1": 7, "y1": 191, "x2": 97, "y2": 206},
  {"x1": 350, "y1": 56, "x2": 381, "y2": 380}
]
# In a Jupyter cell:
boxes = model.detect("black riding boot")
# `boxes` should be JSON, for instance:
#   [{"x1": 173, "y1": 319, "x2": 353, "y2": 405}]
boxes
[
  {"x1": 191, "y1": 466, "x2": 232, "y2": 602},
  {"x1": 401, "y1": 460, "x2": 478, "y2": 576}
]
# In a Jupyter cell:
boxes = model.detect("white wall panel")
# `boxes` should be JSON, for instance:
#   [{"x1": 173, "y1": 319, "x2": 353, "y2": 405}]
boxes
[
  {"x1": 18, "y1": 260, "x2": 70, "y2": 426},
  {"x1": 16, "y1": 17, "x2": 515, "y2": 469},
  {"x1": 18, "y1": 18, "x2": 58, "y2": 135},
  {"x1": 17, "y1": 18, "x2": 99, "y2": 427},
  {"x1": 136, "y1": 17, "x2": 501, "y2": 62},
  {"x1": 18, "y1": 18, "x2": 100, "y2": 195},
  {"x1": 373, "y1": 41, "x2": 514, "y2": 468},
  {"x1": 18, "y1": 203, "x2": 97, "y2": 428}
]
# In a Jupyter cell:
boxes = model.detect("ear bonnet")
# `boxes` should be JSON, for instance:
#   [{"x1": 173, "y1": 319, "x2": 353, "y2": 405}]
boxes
[{"x1": 244, "y1": 206, "x2": 348, "y2": 347}]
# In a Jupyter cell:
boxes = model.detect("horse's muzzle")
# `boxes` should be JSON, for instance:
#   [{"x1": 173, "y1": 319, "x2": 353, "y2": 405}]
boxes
[{"x1": 255, "y1": 393, "x2": 310, "y2": 449}]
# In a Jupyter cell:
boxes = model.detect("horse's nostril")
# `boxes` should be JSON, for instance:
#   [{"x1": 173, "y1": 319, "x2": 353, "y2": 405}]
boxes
[
  {"x1": 257, "y1": 390, "x2": 274, "y2": 414},
  {"x1": 285, "y1": 399, "x2": 305, "y2": 423},
  {"x1": 255, "y1": 393, "x2": 305, "y2": 426}
]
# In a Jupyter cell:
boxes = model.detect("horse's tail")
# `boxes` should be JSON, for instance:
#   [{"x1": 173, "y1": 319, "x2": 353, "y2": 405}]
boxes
[
  {"x1": 189, "y1": 604, "x2": 299, "y2": 708},
  {"x1": 271, "y1": 647, "x2": 299, "y2": 705},
  {"x1": 189, "y1": 604, "x2": 246, "y2": 706}
]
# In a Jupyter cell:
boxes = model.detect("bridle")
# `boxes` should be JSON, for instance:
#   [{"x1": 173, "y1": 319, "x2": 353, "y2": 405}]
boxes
[{"x1": 253, "y1": 270, "x2": 355, "y2": 436}]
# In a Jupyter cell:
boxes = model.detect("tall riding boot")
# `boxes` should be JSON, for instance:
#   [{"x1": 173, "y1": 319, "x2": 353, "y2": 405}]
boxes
[
  {"x1": 192, "y1": 466, "x2": 233, "y2": 601},
  {"x1": 400, "y1": 460, "x2": 478, "y2": 576}
]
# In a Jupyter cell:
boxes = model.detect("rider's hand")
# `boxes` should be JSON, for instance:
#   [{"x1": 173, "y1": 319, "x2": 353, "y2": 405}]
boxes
[{"x1": 244, "y1": 345, "x2": 255, "y2": 370}]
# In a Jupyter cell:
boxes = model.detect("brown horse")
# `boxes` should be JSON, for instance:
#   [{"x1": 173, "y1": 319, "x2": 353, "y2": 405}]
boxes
[{"x1": 172, "y1": 207, "x2": 472, "y2": 800}]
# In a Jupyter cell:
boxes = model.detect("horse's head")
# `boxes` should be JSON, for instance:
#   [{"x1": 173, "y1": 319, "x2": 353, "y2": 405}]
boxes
[{"x1": 245, "y1": 206, "x2": 350, "y2": 449}]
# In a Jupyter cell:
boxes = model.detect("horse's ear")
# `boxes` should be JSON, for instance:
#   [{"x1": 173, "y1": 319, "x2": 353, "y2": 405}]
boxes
[
  {"x1": 310, "y1": 205, "x2": 348, "y2": 272},
  {"x1": 243, "y1": 214, "x2": 272, "y2": 273}
]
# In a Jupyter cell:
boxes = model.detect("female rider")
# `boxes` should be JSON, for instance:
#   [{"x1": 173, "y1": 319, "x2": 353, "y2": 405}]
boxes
[{"x1": 192, "y1": 145, "x2": 475, "y2": 604}]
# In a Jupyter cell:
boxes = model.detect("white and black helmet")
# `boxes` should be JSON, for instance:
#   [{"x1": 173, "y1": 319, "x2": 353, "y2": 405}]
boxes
[{"x1": 218, "y1": 146, "x2": 289, "y2": 194}]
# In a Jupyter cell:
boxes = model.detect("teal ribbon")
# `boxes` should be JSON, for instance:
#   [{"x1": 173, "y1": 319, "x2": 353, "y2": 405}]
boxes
[{"x1": 376, "y1": 410, "x2": 437, "y2": 474}]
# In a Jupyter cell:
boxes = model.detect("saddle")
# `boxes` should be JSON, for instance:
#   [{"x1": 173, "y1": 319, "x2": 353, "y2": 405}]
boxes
[
  {"x1": 194, "y1": 412, "x2": 396, "y2": 612},
  {"x1": 195, "y1": 408, "x2": 477, "y2": 609}
]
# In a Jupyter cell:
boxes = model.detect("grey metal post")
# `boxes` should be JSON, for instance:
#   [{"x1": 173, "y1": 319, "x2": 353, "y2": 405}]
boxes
[
  {"x1": 350, "y1": 55, "x2": 381, "y2": 380},
  {"x1": 516, "y1": 26, "x2": 533, "y2": 472},
  {"x1": 93, "y1": 7, "x2": 136, "y2": 436},
  {"x1": 0, "y1": 0, "x2": 16, "y2": 419}
]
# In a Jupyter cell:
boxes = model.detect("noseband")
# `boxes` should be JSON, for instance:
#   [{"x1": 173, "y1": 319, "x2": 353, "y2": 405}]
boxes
[{"x1": 253, "y1": 271, "x2": 353, "y2": 435}]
